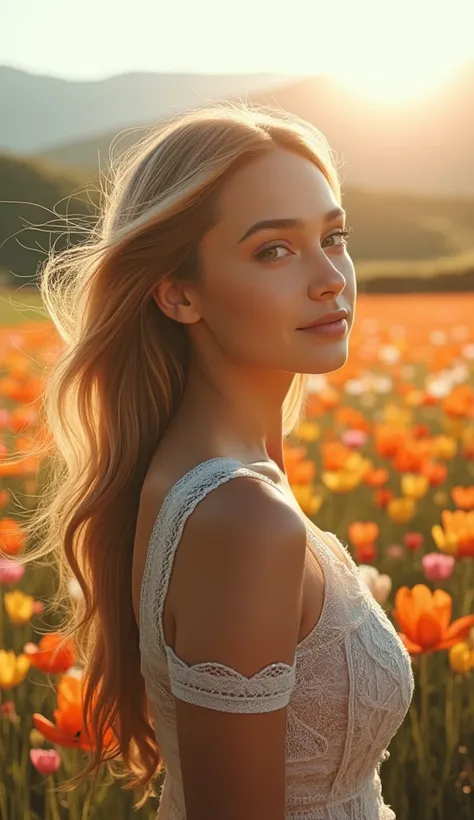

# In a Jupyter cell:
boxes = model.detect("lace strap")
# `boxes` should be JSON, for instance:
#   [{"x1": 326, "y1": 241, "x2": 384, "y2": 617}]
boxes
[
  {"x1": 165, "y1": 645, "x2": 296, "y2": 713},
  {"x1": 139, "y1": 457, "x2": 289, "y2": 653}
]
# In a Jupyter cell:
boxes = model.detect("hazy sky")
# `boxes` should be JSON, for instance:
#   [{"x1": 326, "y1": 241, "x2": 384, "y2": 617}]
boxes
[{"x1": 3, "y1": 0, "x2": 474, "y2": 95}]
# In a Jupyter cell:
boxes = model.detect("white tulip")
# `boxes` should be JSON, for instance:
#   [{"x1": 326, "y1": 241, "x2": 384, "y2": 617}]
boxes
[
  {"x1": 378, "y1": 346, "x2": 400, "y2": 365},
  {"x1": 67, "y1": 577, "x2": 84, "y2": 601},
  {"x1": 358, "y1": 565, "x2": 392, "y2": 605}
]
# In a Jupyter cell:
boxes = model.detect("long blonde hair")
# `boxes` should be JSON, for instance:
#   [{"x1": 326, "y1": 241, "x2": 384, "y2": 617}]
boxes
[{"x1": 19, "y1": 103, "x2": 342, "y2": 806}]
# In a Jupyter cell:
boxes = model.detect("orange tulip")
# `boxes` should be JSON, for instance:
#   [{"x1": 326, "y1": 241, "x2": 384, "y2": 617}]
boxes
[
  {"x1": 363, "y1": 468, "x2": 389, "y2": 488},
  {"x1": 442, "y1": 385, "x2": 474, "y2": 419},
  {"x1": 283, "y1": 445, "x2": 307, "y2": 469},
  {"x1": 373, "y1": 425, "x2": 409, "y2": 458},
  {"x1": 321, "y1": 442, "x2": 352, "y2": 471},
  {"x1": 0, "y1": 518, "x2": 26, "y2": 556},
  {"x1": 392, "y1": 441, "x2": 427, "y2": 474},
  {"x1": 287, "y1": 458, "x2": 317, "y2": 484},
  {"x1": 24, "y1": 633, "x2": 76, "y2": 674},
  {"x1": 421, "y1": 460, "x2": 448, "y2": 487},
  {"x1": 33, "y1": 675, "x2": 116, "y2": 752},
  {"x1": 393, "y1": 585, "x2": 474, "y2": 655},
  {"x1": 451, "y1": 486, "x2": 474, "y2": 511},
  {"x1": 432, "y1": 510, "x2": 474, "y2": 558},
  {"x1": 334, "y1": 407, "x2": 370, "y2": 432},
  {"x1": 348, "y1": 521, "x2": 379, "y2": 548}
]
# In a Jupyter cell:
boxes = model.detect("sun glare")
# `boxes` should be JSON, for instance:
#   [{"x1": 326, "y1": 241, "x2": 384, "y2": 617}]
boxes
[{"x1": 332, "y1": 58, "x2": 463, "y2": 105}]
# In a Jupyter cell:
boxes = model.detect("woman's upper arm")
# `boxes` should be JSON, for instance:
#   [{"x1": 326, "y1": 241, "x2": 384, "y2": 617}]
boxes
[{"x1": 168, "y1": 477, "x2": 307, "y2": 820}]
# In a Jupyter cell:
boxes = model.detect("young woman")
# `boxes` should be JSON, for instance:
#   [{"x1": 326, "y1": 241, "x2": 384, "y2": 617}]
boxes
[{"x1": 27, "y1": 104, "x2": 414, "y2": 819}]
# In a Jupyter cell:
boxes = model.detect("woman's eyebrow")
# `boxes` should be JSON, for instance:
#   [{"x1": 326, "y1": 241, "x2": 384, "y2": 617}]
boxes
[{"x1": 237, "y1": 208, "x2": 346, "y2": 243}]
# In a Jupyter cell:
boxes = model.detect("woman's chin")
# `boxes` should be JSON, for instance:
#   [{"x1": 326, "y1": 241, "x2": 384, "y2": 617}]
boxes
[{"x1": 299, "y1": 345, "x2": 350, "y2": 375}]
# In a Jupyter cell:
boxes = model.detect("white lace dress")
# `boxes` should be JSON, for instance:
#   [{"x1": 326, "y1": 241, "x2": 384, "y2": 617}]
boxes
[{"x1": 139, "y1": 458, "x2": 415, "y2": 819}]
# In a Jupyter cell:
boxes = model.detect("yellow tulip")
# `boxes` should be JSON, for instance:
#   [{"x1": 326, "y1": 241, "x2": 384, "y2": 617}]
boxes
[
  {"x1": 401, "y1": 473, "x2": 429, "y2": 500},
  {"x1": 432, "y1": 524, "x2": 459, "y2": 555},
  {"x1": 294, "y1": 421, "x2": 321, "y2": 442},
  {"x1": 387, "y1": 497, "x2": 416, "y2": 524},
  {"x1": 308, "y1": 495, "x2": 323, "y2": 515},
  {"x1": 4, "y1": 590, "x2": 35, "y2": 625},
  {"x1": 382, "y1": 404, "x2": 412, "y2": 426},
  {"x1": 0, "y1": 650, "x2": 31, "y2": 689},
  {"x1": 291, "y1": 485, "x2": 312, "y2": 512},
  {"x1": 345, "y1": 453, "x2": 372, "y2": 476},
  {"x1": 431, "y1": 436, "x2": 457, "y2": 460},
  {"x1": 322, "y1": 471, "x2": 362, "y2": 493},
  {"x1": 432, "y1": 510, "x2": 474, "y2": 558},
  {"x1": 291, "y1": 484, "x2": 324, "y2": 515},
  {"x1": 449, "y1": 642, "x2": 474, "y2": 674}
]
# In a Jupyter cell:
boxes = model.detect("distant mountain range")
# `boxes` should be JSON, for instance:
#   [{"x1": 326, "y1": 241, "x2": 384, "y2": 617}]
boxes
[
  {"x1": 0, "y1": 66, "x2": 291, "y2": 153},
  {"x1": 2, "y1": 63, "x2": 474, "y2": 197}
]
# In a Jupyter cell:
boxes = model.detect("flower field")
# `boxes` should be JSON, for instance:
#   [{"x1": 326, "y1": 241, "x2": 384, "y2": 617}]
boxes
[{"x1": 1, "y1": 292, "x2": 474, "y2": 819}]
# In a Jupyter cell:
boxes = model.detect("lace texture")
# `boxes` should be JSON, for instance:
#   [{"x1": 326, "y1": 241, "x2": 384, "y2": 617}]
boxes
[
  {"x1": 139, "y1": 458, "x2": 415, "y2": 819},
  {"x1": 166, "y1": 644, "x2": 296, "y2": 712}
]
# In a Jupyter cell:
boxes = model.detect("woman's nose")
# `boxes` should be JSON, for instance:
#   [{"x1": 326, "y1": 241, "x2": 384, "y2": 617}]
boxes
[{"x1": 307, "y1": 259, "x2": 347, "y2": 300}]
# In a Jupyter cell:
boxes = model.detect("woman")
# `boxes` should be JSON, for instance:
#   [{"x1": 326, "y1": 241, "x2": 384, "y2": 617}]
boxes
[{"x1": 26, "y1": 104, "x2": 414, "y2": 819}]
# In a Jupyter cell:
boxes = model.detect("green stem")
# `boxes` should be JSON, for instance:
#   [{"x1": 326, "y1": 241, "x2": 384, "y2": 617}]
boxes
[
  {"x1": 460, "y1": 559, "x2": 474, "y2": 616},
  {"x1": 82, "y1": 777, "x2": 95, "y2": 820},
  {"x1": 442, "y1": 671, "x2": 455, "y2": 784},
  {"x1": 409, "y1": 699, "x2": 426, "y2": 776},
  {"x1": 46, "y1": 778, "x2": 61, "y2": 820},
  {"x1": 419, "y1": 653, "x2": 430, "y2": 741}
]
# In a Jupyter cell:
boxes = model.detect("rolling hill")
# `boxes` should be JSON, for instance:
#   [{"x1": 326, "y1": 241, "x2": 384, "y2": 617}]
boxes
[
  {"x1": 0, "y1": 66, "x2": 291, "y2": 154},
  {"x1": 2, "y1": 63, "x2": 470, "y2": 198},
  {"x1": 1, "y1": 151, "x2": 473, "y2": 292}
]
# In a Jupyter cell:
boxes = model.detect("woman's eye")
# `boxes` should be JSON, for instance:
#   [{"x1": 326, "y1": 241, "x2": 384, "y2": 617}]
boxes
[
  {"x1": 254, "y1": 244, "x2": 293, "y2": 262},
  {"x1": 324, "y1": 227, "x2": 353, "y2": 247}
]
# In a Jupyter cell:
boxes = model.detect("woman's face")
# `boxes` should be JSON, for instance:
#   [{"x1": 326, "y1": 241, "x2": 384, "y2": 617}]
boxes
[{"x1": 192, "y1": 147, "x2": 356, "y2": 376}]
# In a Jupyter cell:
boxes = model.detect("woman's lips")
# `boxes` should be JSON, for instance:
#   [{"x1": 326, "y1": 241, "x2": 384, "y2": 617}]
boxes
[{"x1": 298, "y1": 318, "x2": 348, "y2": 336}]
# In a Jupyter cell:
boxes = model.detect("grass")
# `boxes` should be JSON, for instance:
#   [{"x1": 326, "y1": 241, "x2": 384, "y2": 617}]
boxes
[{"x1": 0, "y1": 288, "x2": 46, "y2": 327}]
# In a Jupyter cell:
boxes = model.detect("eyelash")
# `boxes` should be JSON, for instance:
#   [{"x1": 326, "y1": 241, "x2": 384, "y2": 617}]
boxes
[{"x1": 254, "y1": 226, "x2": 353, "y2": 261}]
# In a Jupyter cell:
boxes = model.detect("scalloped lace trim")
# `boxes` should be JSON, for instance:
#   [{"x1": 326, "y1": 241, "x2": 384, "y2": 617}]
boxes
[{"x1": 165, "y1": 644, "x2": 296, "y2": 712}]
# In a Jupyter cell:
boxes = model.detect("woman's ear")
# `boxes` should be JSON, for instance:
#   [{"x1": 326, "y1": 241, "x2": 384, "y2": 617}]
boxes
[{"x1": 152, "y1": 275, "x2": 201, "y2": 325}]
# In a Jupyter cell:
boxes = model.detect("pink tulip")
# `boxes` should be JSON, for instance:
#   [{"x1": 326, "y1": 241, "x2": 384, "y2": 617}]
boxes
[
  {"x1": 29, "y1": 748, "x2": 61, "y2": 775},
  {"x1": 422, "y1": 552, "x2": 455, "y2": 581},
  {"x1": 0, "y1": 558, "x2": 25, "y2": 586},
  {"x1": 385, "y1": 544, "x2": 404, "y2": 560},
  {"x1": 341, "y1": 429, "x2": 368, "y2": 449}
]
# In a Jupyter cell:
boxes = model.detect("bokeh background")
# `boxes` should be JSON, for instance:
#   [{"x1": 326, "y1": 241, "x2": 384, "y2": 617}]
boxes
[{"x1": 1, "y1": 1, "x2": 474, "y2": 818}]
